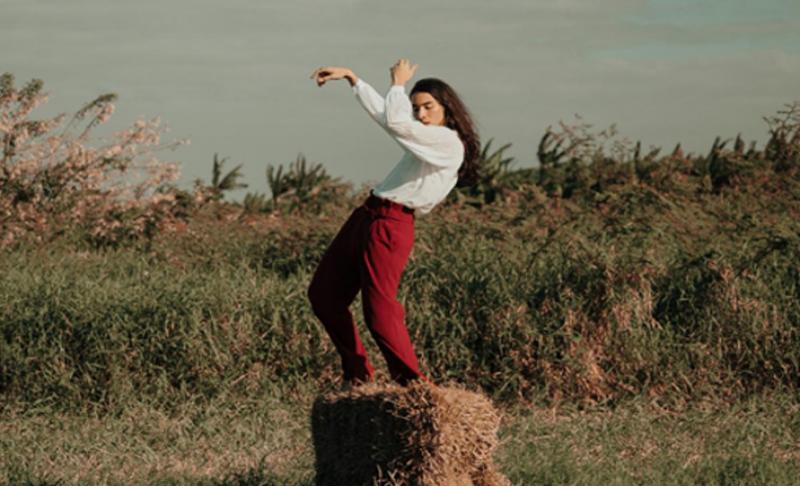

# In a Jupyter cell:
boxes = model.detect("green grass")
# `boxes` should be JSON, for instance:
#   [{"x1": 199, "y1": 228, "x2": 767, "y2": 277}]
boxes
[
  {"x1": 2, "y1": 117, "x2": 799, "y2": 483},
  {"x1": 499, "y1": 395, "x2": 800, "y2": 485},
  {"x1": 1, "y1": 386, "x2": 318, "y2": 485},
  {"x1": 2, "y1": 177, "x2": 799, "y2": 412},
  {"x1": 2, "y1": 392, "x2": 798, "y2": 485}
]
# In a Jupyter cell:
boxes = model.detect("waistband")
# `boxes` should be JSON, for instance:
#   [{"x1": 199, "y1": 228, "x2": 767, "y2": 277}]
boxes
[{"x1": 364, "y1": 191, "x2": 415, "y2": 220}]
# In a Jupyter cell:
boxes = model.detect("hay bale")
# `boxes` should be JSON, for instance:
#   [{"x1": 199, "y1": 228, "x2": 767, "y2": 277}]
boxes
[{"x1": 311, "y1": 381, "x2": 509, "y2": 486}]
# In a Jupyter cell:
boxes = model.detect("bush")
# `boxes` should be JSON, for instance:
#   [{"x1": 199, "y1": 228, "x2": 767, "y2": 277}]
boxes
[
  {"x1": 0, "y1": 73, "x2": 187, "y2": 248},
  {"x1": 2, "y1": 89, "x2": 800, "y2": 410}
]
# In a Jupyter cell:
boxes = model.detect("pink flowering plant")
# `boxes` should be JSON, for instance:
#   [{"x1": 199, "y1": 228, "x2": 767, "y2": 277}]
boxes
[{"x1": 0, "y1": 73, "x2": 188, "y2": 247}]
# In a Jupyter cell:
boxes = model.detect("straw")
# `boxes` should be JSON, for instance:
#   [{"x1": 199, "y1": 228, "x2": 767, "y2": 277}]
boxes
[{"x1": 311, "y1": 380, "x2": 509, "y2": 485}]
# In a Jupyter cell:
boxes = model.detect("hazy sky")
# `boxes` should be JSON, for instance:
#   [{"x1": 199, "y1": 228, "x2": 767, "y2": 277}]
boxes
[{"x1": 3, "y1": 0, "x2": 799, "y2": 197}]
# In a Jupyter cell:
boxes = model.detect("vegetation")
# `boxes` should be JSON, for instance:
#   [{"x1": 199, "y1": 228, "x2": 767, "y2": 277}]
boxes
[
  {"x1": 1, "y1": 74, "x2": 798, "y2": 483},
  {"x1": 195, "y1": 153, "x2": 249, "y2": 201},
  {"x1": 0, "y1": 73, "x2": 188, "y2": 248},
  {"x1": 3, "y1": 393, "x2": 798, "y2": 484}
]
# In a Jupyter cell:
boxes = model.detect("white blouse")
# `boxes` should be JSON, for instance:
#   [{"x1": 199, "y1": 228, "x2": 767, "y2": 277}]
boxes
[{"x1": 352, "y1": 78, "x2": 464, "y2": 216}]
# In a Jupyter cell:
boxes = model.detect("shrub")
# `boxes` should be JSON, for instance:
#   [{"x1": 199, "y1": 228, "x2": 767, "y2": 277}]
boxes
[{"x1": 0, "y1": 73, "x2": 187, "y2": 248}]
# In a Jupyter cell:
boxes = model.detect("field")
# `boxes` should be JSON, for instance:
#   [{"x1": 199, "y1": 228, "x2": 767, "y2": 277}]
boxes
[
  {"x1": 2, "y1": 76, "x2": 799, "y2": 483},
  {"x1": 3, "y1": 390, "x2": 799, "y2": 485}
]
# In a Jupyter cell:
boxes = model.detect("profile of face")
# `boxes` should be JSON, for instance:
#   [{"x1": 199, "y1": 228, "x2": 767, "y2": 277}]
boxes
[{"x1": 411, "y1": 92, "x2": 446, "y2": 126}]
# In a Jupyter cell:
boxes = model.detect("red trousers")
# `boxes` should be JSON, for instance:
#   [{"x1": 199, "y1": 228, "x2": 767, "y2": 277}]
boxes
[{"x1": 308, "y1": 193, "x2": 424, "y2": 385}]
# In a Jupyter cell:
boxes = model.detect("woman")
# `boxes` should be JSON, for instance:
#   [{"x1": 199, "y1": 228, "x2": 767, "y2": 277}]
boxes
[{"x1": 308, "y1": 59, "x2": 480, "y2": 387}]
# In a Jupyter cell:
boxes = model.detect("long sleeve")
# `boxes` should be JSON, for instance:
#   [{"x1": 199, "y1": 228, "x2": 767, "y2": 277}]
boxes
[
  {"x1": 353, "y1": 80, "x2": 463, "y2": 169},
  {"x1": 352, "y1": 78, "x2": 387, "y2": 125}
]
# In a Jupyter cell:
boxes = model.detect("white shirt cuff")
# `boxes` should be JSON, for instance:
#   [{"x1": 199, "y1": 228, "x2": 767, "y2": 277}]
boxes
[{"x1": 352, "y1": 78, "x2": 365, "y2": 93}]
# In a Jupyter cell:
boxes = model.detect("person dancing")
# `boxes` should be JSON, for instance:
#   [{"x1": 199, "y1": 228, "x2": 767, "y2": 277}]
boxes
[{"x1": 308, "y1": 58, "x2": 480, "y2": 387}]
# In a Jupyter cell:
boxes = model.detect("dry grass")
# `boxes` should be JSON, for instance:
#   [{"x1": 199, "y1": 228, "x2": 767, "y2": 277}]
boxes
[
  {"x1": 0, "y1": 394, "x2": 314, "y2": 484},
  {"x1": 312, "y1": 381, "x2": 507, "y2": 485},
  {"x1": 498, "y1": 394, "x2": 800, "y2": 485},
  {"x1": 3, "y1": 391, "x2": 799, "y2": 485}
]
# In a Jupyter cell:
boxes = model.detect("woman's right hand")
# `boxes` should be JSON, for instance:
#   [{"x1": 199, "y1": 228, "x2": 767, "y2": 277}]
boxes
[{"x1": 310, "y1": 66, "x2": 358, "y2": 87}]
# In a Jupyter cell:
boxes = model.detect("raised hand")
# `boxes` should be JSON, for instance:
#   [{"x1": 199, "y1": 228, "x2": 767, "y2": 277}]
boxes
[
  {"x1": 310, "y1": 66, "x2": 356, "y2": 87},
  {"x1": 390, "y1": 59, "x2": 418, "y2": 87}
]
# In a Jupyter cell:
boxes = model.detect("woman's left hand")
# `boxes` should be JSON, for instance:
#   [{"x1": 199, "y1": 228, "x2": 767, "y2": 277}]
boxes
[{"x1": 390, "y1": 59, "x2": 418, "y2": 87}]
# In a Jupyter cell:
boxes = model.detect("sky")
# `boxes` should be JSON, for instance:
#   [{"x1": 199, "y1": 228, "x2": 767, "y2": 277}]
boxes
[{"x1": 2, "y1": 0, "x2": 799, "y2": 198}]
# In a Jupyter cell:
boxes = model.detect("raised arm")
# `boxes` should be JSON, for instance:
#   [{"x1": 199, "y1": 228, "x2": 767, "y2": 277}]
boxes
[
  {"x1": 352, "y1": 79, "x2": 387, "y2": 125},
  {"x1": 310, "y1": 65, "x2": 359, "y2": 87},
  {"x1": 383, "y1": 84, "x2": 463, "y2": 169},
  {"x1": 310, "y1": 61, "x2": 464, "y2": 169},
  {"x1": 311, "y1": 65, "x2": 384, "y2": 123},
  {"x1": 379, "y1": 59, "x2": 462, "y2": 168}
]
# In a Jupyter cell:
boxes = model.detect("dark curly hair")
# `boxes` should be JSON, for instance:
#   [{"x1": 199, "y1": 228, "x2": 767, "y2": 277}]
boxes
[{"x1": 410, "y1": 78, "x2": 480, "y2": 187}]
